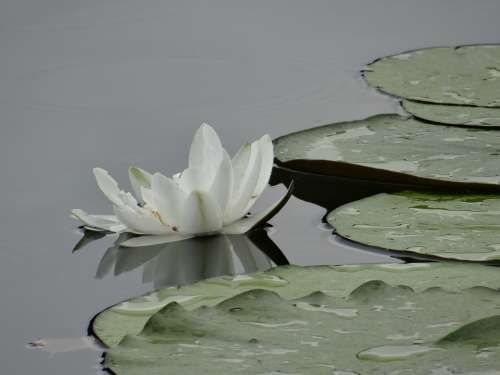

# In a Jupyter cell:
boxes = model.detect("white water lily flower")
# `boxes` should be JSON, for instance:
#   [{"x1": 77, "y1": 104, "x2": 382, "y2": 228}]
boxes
[{"x1": 71, "y1": 123, "x2": 292, "y2": 247}]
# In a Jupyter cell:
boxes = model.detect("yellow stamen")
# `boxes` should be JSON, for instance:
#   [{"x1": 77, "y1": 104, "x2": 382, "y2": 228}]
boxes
[{"x1": 152, "y1": 210, "x2": 169, "y2": 227}]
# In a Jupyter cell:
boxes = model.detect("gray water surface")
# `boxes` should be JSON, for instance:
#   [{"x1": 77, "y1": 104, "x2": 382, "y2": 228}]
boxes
[{"x1": 2, "y1": 1, "x2": 500, "y2": 374}]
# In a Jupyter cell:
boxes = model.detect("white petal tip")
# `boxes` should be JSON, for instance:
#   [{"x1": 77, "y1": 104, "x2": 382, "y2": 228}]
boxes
[
  {"x1": 200, "y1": 122, "x2": 213, "y2": 129},
  {"x1": 92, "y1": 167, "x2": 107, "y2": 176},
  {"x1": 261, "y1": 134, "x2": 272, "y2": 142},
  {"x1": 71, "y1": 208, "x2": 125, "y2": 233},
  {"x1": 70, "y1": 208, "x2": 86, "y2": 219}
]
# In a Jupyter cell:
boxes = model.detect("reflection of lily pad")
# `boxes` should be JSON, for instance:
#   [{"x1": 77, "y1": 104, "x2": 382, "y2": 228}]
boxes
[
  {"x1": 403, "y1": 99, "x2": 500, "y2": 127},
  {"x1": 363, "y1": 45, "x2": 500, "y2": 107},
  {"x1": 100, "y1": 265, "x2": 500, "y2": 375},
  {"x1": 327, "y1": 191, "x2": 500, "y2": 262},
  {"x1": 92, "y1": 263, "x2": 500, "y2": 348},
  {"x1": 274, "y1": 114, "x2": 500, "y2": 190}
]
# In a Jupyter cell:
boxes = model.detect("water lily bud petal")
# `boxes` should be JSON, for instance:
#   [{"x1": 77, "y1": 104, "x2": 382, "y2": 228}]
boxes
[
  {"x1": 129, "y1": 166, "x2": 152, "y2": 200},
  {"x1": 181, "y1": 191, "x2": 223, "y2": 234}
]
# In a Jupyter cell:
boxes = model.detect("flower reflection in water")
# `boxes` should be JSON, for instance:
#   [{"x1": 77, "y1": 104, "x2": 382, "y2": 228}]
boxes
[{"x1": 74, "y1": 228, "x2": 288, "y2": 289}]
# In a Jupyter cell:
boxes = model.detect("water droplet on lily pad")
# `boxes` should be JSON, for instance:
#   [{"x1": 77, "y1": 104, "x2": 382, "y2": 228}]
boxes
[{"x1": 357, "y1": 344, "x2": 438, "y2": 362}]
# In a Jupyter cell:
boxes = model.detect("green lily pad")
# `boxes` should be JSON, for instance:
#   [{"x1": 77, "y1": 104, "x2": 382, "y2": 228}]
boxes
[
  {"x1": 273, "y1": 114, "x2": 500, "y2": 190},
  {"x1": 363, "y1": 45, "x2": 500, "y2": 107},
  {"x1": 438, "y1": 315, "x2": 500, "y2": 348},
  {"x1": 101, "y1": 264, "x2": 500, "y2": 375},
  {"x1": 403, "y1": 99, "x2": 500, "y2": 127},
  {"x1": 92, "y1": 263, "x2": 500, "y2": 348},
  {"x1": 327, "y1": 191, "x2": 500, "y2": 262}
]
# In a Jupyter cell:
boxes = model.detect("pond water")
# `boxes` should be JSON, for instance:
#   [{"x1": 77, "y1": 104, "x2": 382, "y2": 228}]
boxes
[{"x1": 2, "y1": 1, "x2": 500, "y2": 373}]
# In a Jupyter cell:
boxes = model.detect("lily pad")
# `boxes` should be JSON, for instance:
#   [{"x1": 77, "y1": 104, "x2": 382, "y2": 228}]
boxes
[
  {"x1": 363, "y1": 44, "x2": 500, "y2": 107},
  {"x1": 101, "y1": 264, "x2": 500, "y2": 374},
  {"x1": 273, "y1": 114, "x2": 500, "y2": 191},
  {"x1": 438, "y1": 315, "x2": 500, "y2": 348},
  {"x1": 327, "y1": 191, "x2": 500, "y2": 262},
  {"x1": 403, "y1": 99, "x2": 500, "y2": 127},
  {"x1": 92, "y1": 263, "x2": 500, "y2": 348}
]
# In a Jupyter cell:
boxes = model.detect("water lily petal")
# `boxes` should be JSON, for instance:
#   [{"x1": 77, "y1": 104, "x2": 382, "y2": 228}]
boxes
[
  {"x1": 180, "y1": 191, "x2": 223, "y2": 234},
  {"x1": 71, "y1": 209, "x2": 126, "y2": 232},
  {"x1": 129, "y1": 166, "x2": 152, "y2": 200},
  {"x1": 209, "y1": 149, "x2": 233, "y2": 213},
  {"x1": 118, "y1": 191, "x2": 139, "y2": 208},
  {"x1": 222, "y1": 181, "x2": 293, "y2": 234},
  {"x1": 230, "y1": 142, "x2": 251, "y2": 199},
  {"x1": 113, "y1": 206, "x2": 169, "y2": 235},
  {"x1": 189, "y1": 123, "x2": 223, "y2": 175},
  {"x1": 120, "y1": 234, "x2": 195, "y2": 247},
  {"x1": 151, "y1": 173, "x2": 186, "y2": 229},
  {"x1": 224, "y1": 142, "x2": 262, "y2": 224},
  {"x1": 140, "y1": 187, "x2": 156, "y2": 208},
  {"x1": 178, "y1": 167, "x2": 207, "y2": 193},
  {"x1": 244, "y1": 134, "x2": 274, "y2": 212},
  {"x1": 93, "y1": 168, "x2": 126, "y2": 207},
  {"x1": 253, "y1": 136, "x2": 274, "y2": 198}
]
